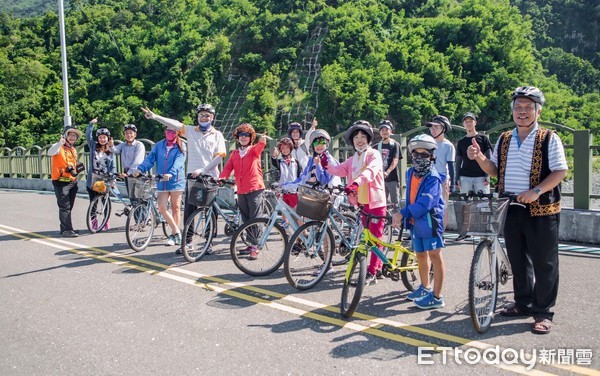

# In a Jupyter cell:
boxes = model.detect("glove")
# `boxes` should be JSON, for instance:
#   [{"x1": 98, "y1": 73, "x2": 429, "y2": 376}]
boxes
[
  {"x1": 345, "y1": 182, "x2": 358, "y2": 195},
  {"x1": 320, "y1": 153, "x2": 329, "y2": 169}
]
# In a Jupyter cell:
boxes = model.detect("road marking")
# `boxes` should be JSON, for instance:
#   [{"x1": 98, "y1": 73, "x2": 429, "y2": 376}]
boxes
[{"x1": 2, "y1": 224, "x2": 598, "y2": 375}]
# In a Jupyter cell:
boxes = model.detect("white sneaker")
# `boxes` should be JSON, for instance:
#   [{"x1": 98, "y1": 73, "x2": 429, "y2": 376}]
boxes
[{"x1": 166, "y1": 235, "x2": 176, "y2": 246}]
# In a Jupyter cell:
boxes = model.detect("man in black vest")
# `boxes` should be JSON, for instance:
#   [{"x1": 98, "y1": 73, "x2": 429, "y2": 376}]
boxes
[{"x1": 467, "y1": 87, "x2": 567, "y2": 334}]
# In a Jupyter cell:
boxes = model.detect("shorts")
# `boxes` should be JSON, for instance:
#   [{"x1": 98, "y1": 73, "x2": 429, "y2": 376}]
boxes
[
  {"x1": 283, "y1": 193, "x2": 298, "y2": 209},
  {"x1": 411, "y1": 233, "x2": 445, "y2": 253}
]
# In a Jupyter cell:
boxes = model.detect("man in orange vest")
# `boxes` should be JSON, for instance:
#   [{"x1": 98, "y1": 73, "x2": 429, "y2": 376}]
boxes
[{"x1": 48, "y1": 126, "x2": 84, "y2": 237}]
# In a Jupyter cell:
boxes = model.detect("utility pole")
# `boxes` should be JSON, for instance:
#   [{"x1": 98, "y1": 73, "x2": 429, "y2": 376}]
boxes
[{"x1": 58, "y1": 0, "x2": 72, "y2": 129}]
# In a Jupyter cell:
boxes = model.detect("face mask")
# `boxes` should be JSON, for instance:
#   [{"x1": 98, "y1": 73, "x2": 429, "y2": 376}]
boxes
[
  {"x1": 199, "y1": 121, "x2": 211, "y2": 131},
  {"x1": 165, "y1": 131, "x2": 177, "y2": 142},
  {"x1": 355, "y1": 145, "x2": 368, "y2": 154},
  {"x1": 412, "y1": 157, "x2": 432, "y2": 178}
]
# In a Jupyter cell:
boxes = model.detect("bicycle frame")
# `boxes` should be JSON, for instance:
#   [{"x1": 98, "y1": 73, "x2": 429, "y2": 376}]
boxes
[
  {"x1": 304, "y1": 204, "x2": 362, "y2": 258},
  {"x1": 253, "y1": 194, "x2": 304, "y2": 247}
]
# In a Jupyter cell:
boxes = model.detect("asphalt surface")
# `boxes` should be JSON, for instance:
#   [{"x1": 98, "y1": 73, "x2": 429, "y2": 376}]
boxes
[{"x1": 0, "y1": 190, "x2": 599, "y2": 375}]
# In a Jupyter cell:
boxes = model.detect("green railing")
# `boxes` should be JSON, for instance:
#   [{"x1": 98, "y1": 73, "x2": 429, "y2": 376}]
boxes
[{"x1": 1, "y1": 123, "x2": 598, "y2": 209}]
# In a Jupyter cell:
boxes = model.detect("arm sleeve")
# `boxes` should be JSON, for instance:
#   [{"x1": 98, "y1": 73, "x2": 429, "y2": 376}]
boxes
[
  {"x1": 270, "y1": 156, "x2": 280, "y2": 170},
  {"x1": 454, "y1": 156, "x2": 462, "y2": 183},
  {"x1": 85, "y1": 123, "x2": 95, "y2": 150},
  {"x1": 216, "y1": 132, "x2": 227, "y2": 158},
  {"x1": 137, "y1": 146, "x2": 157, "y2": 174},
  {"x1": 447, "y1": 161, "x2": 455, "y2": 186},
  {"x1": 111, "y1": 143, "x2": 122, "y2": 155},
  {"x1": 219, "y1": 155, "x2": 234, "y2": 179},
  {"x1": 48, "y1": 141, "x2": 63, "y2": 156},
  {"x1": 400, "y1": 177, "x2": 441, "y2": 219},
  {"x1": 151, "y1": 114, "x2": 184, "y2": 131},
  {"x1": 353, "y1": 152, "x2": 382, "y2": 186}
]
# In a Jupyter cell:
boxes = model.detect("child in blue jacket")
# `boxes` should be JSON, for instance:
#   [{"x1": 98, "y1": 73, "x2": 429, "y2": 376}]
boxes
[
  {"x1": 392, "y1": 134, "x2": 446, "y2": 310},
  {"x1": 135, "y1": 128, "x2": 186, "y2": 247}
]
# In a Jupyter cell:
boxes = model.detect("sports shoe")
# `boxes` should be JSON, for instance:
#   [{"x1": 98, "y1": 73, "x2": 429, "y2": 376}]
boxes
[
  {"x1": 406, "y1": 284, "x2": 432, "y2": 301},
  {"x1": 62, "y1": 230, "x2": 79, "y2": 238},
  {"x1": 365, "y1": 272, "x2": 377, "y2": 286},
  {"x1": 205, "y1": 246, "x2": 214, "y2": 255},
  {"x1": 91, "y1": 218, "x2": 98, "y2": 231},
  {"x1": 174, "y1": 233, "x2": 182, "y2": 245},
  {"x1": 102, "y1": 220, "x2": 110, "y2": 231},
  {"x1": 414, "y1": 292, "x2": 445, "y2": 309},
  {"x1": 239, "y1": 246, "x2": 256, "y2": 256},
  {"x1": 455, "y1": 234, "x2": 471, "y2": 241},
  {"x1": 248, "y1": 248, "x2": 259, "y2": 260},
  {"x1": 290, "y1": 243, "x2": 304, "y2": 256},
  {"x1": 312, "y1": 263, "x2": 334, "y2": 277},
  {"x1": 376, "y1": 269, "x2": 386, "y2": 279},
  {"x1": 166, "y1": 235, "x2": 176, "y2": 246}
]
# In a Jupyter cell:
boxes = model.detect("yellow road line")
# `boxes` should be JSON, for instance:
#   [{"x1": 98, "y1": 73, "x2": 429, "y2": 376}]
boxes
[{"x1": 2, "y1": 224, "x2": 597, "y2": 375}]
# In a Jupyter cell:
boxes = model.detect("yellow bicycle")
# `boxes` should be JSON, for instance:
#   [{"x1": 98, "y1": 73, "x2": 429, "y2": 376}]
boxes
[{"x1": 340, "y1": 210, "x2": 431, "y2": 318}]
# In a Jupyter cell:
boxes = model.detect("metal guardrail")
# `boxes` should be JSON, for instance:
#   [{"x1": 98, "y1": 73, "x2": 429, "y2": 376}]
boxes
[{"x1": 1, "y1": 123, "x2": 598, "y2": 209}]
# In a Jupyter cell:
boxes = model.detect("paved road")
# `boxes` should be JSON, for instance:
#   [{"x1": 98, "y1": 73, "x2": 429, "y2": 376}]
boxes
[{"x1": 1, "y1": 190, "x2": 599, "y2": 375}]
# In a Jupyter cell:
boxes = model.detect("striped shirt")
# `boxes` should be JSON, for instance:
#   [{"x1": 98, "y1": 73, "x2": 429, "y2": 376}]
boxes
[{"x1": 490, "y1": 125, "x2": 568, "y2": 194}]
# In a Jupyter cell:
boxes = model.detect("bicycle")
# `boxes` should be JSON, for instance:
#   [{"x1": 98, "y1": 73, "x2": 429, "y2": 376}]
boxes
[
  {"x1": 124, "y1": 175, "x2": 169, "y2": 252},
  {"x1": 86, "y1": 172, "x2": 131, "y2": 233},
  {"x1": 229, "y1": 183, "x2": 308, "y2": 277},
  {"x1": 340, "y1": 210, "x2": 427, "y2": 318},
  {"x1": 283, "y1": 186, "x2": 360, "y2": 290},
  {"x1": 460, "y1": 192, "x2": 519, "y2": 333},
  {"x1": 180, "y1": 175, "x2": 242, "y2": 262}
]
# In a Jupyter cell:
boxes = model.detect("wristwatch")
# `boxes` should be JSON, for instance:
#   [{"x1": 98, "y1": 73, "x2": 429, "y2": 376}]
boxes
[{"x1": 533, "y1": 187, "x2": 542, "y2": 195}]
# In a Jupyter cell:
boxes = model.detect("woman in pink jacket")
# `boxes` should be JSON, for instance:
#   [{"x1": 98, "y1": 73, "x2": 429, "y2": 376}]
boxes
[{"x1": 326, "y1": 120, "x2": 387, "y2": 285}]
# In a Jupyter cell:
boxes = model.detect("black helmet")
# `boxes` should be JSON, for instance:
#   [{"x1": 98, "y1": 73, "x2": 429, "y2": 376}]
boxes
[
  {"x1": 511, "y1": 86, "x2": 545, "y2": 106},
  {"x1": 96, "y1": 127, "x2": 111, "y2": 138},
  {"x1": 425, "y1": 115, "x2": 452, "y2": 133},
  {"x1": 344, "y1": 120, "x2": 374, "y2": 146},
  {"x1": 378, "y1": 120, "x2": 394, "y2": 131},
  {"x1": 287, "y1": 122, "x2": 303, "y2": 138},
  {"x1": 123, "y1": 124, "x2": 137, "y2": 133},
  {"x1": 196, "y1": 103, "x2": 216, "y2": 115}
]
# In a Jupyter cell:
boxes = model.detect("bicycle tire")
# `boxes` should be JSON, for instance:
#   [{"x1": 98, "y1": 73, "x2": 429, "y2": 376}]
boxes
[
  {"x1": 399, "y1": 251, "x2": 433, "y2": 292},
  {"x1": 284, "y1": 221, "x2": 335, "y2": 290},
  {"x1": 230, "y1": 217, "x2": 287, "y2": 276},
  {"x1": 331, "y1": 212, "x2": 357, "y2": 266},
  {"x1": 181, "y1": 207, "x2": 216, "y2": 262},
  {"x1": 125, "y1": 203, "x2": 155, "y2": 252},
  {"x1": 340, "y1": 251, "x2": 366, "y2": 318},
  {"x1": 86, "y1": 194, "x2": 111, "y2": 234},
  {"x1": 468, "y1": 240, "x2": 498, "y2": 333}
]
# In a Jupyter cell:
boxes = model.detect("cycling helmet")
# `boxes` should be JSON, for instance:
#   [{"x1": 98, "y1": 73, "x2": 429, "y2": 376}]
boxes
[
  {"x1": 462, "y1": 112, "x2": 477, "y2": 121},
  {"x1": 425, "y1": 115, "x2": 452, "y2": 133},
  {"x1": 378, "y1": 119, "x2": 394, "y2": 131},
  {"x1": 511, "y1": 86, "x2": 545, "y2": 106},
  {"x1": 233, "y1": 123, "x2": 256, "y2": 144},
  {"x1": 309, "y1": 129, "x2": 331, "y2": 145},
  {"x1": 287, "y1": 122, "x2": 303, "y2": 138},
  {"x1": 344, "y1": 120, "x2": 374, "y2": 146},
  {"x1": 196, "y1": 103, "x2": 216, "y2": 115},
  {"x1": 277, "y1": 137, "x2": 294, "y2": 151},
  {"x1": 408, "y1": 134, "x2": 438, "y2": 154},
  {"x1": 96, "y1": 127, "x2": 111, "y2": 138},
  {"x1": 123, "y1": 124, "x2": 137, "y2": 133},
  {"x1": 63, "y1": 126, "x2": 82, "y2": 140}
]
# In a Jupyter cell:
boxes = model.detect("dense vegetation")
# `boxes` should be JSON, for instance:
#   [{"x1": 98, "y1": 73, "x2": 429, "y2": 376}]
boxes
[{"x1": 0, "y1": 0, "x2": 598, "y2": 149}]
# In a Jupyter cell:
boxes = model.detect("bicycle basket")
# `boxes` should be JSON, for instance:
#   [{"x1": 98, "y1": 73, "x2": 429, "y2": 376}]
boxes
[
  {"x1": 461, "y1": 198, "x2": 510, "y2": 235},
  {"x1": 187, "y1": 179, "x2": 218, "y2": 207},
  {"x1": 296, "y1": 185, "x2": 331, "y2": 221},
  {"x1": 127, "y1": 177, "x2": 153, "y2": 201},
  {"x1": 217, "y1": 187, "x2": 237, "y2": 209},
  {"x1": 90, "y1": 173, "x2": 107, "y2": 194}
]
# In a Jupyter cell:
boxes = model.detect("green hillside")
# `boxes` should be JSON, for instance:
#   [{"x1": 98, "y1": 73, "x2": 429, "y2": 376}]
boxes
[{"x1": 0, "y1": 0, "x2": 598, "y2": 148}]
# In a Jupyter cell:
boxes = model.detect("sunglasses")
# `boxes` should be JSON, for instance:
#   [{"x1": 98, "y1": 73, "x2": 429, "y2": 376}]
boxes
[
  {"x1": 411, "y1": 151, "x2": 431, "y2": 159},
  {"x1": 237, "y1": 132, "x2": 251, "y2": 138},
  {"x1": 313, "y1": 139, "x2": 328, "y2": 146},
  {"x1": 165, "y1": 129, "x2": 177, "y2": 134},
  {"x1": 198, "y1": 113, "x2": 212, "y2": 118}
]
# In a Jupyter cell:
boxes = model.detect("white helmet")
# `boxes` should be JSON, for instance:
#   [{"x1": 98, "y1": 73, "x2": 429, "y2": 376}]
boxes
[
  {"x1": 408, "y1": 134, "x2": 437, "y2": 154},
  {"x1": 309, "y1": 129, "x2": 331, "y2": 144}
]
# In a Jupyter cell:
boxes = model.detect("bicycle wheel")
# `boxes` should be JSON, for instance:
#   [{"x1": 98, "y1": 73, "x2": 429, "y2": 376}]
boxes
[
  {"x1": 284, "y1": 221, "x2": 335, "y2": 290},
  {"x1": 86, "y1": 194, "x2": 111, "y2": 234},
  {"x1": 340, "y1": 250, "x2": 366, "y2": 318},
  {"x1": 125, "y1": 203, "x2": 155, "y2": 252},
  {"x1": 331, "y1": 212, "x2": 357, "y2": 266},
  {"x1": 230, "y1": 218, "x2": 287, "y2": 276},
  {"x1": 468, "y1": 240, "x2": 498, "y2": 333},
  {"x1": 181, "y1": 207, "x2": 216, "y2": 262}
]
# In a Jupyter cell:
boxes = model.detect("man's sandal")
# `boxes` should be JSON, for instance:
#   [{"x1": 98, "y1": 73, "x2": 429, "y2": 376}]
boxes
[
  {"x1": 532, "y1": 318, "x2": 552, "y2": 334},
  {"x1": 498, "y1": 303, "x2": 530, "y2": 317}
]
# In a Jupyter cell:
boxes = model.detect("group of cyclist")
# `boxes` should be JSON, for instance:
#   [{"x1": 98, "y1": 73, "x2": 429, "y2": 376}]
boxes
[{"x1": 48, "y1": 85, "x2": 567, "y2": 333}]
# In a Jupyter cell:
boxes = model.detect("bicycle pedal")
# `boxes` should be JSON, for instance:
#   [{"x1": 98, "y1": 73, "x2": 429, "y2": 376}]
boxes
[{"x1": 115, "y1": 212, "x2": 123, "y2": 217}]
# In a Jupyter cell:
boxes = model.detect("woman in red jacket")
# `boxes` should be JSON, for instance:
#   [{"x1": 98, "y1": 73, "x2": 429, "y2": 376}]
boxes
[{"x1": 219, "y1": 123, "x2": 266, "y2": 259}]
